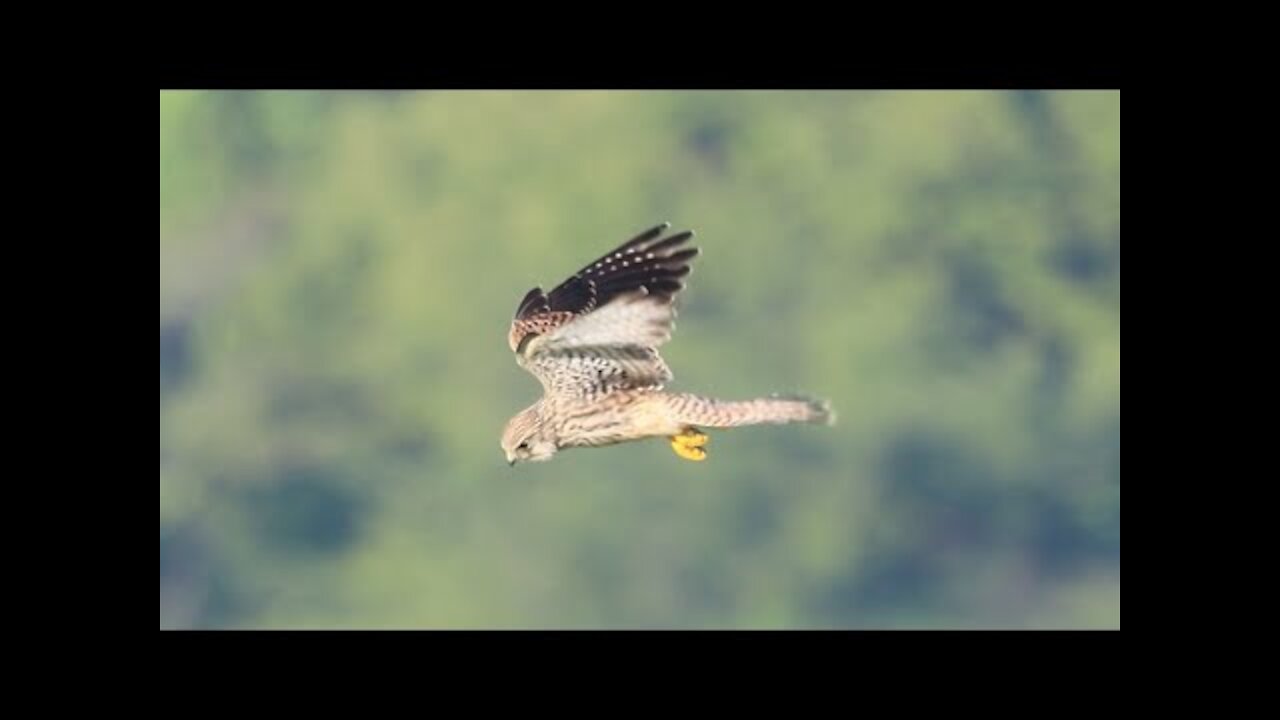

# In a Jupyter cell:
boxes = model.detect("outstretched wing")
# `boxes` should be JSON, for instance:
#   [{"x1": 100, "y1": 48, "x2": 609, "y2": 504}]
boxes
[{"x1": 508, "y1": 222, "x2": 699, "y2": 397}]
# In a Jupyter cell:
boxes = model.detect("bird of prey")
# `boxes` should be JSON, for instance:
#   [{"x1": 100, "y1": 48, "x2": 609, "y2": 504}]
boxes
[{"x1": 501, "y1": 222, "x2": 834, "y2": 465}]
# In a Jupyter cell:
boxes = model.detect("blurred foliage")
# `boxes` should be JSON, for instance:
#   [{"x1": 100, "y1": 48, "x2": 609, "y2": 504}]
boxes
[{"x1": 159, "y1": 90, "x2": 1119, "y2": 629}]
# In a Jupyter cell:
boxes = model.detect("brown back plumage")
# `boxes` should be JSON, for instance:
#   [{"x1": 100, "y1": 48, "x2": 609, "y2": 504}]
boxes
[{"x1": 507, "y1": 222, "x2": 698, "y2": 356}]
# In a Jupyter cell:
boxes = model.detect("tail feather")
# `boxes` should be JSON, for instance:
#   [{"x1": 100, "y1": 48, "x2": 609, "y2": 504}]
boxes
[
  {"x1": 664, "y1": 392, "x2": 836, "y2": 429},
  {"x1": 769, "y1": 393, "x2": 837, "y2": 426}
]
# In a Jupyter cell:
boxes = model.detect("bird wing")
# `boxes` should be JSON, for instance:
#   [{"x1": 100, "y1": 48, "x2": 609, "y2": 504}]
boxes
[{"x1": 507, "y1": 222, "x2": 700, "y2": 397}]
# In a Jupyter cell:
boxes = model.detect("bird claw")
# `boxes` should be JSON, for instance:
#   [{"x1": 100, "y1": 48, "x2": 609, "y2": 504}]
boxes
[{"x1": 670, "y1": 428, "x2": 709, "y2": 461}]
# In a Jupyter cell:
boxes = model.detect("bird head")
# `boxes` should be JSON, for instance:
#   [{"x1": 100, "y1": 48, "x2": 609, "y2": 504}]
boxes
[{"x1": 501, "y1": 404, "x2": 558, "y2": 465}]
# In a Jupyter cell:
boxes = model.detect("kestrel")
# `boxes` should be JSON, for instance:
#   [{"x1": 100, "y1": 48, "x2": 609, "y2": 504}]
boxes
[{"x1": 501, "y1": 222, "x2": 834, "y2": 465}]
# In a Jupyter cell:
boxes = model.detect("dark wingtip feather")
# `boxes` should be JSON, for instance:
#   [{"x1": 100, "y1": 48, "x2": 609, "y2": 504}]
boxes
[
  {"x1": 534, "y1": 223, "x2": 701, "y2": 317},
  {"x1": 646, "y1": 231, "x2": 695, "y2": 254},
  {"x1": 646, "y1": 279, "x2": 685, "y2": 297},
  {"x1": 665, "y1": 248, "x2": 700, "y2": 265},
  {"x1": 515, "y1": 287, "x2": 547, "y2": 319},
  {"x1": 624, "y1": 222, "x2": 671, "y2": 250}
]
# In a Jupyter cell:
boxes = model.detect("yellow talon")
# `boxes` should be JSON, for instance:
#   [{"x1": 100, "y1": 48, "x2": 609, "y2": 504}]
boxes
[
  {"x1": 672, "y1": 443, "x2": 707, "y2": 461},
  {"x1": 669, "y1": 428, "x2": 710, "y2": 461},
  {"x1": 682, "y1": 430, "x2": 709, "y2": 448}
]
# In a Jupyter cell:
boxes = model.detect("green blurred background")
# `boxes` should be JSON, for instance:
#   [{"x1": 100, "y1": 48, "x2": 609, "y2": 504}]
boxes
[{"x1": 159, "y1": 90, "x2": 1120, "y2": 629}]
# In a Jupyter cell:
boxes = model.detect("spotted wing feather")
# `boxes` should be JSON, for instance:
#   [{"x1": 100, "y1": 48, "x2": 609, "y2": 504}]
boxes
[
  {"x1": 508, "y1": 222, "x2": 699, "y2": 396},
  {"x1": 523, "y1": 343, "x2": 673, "y2": 397}
]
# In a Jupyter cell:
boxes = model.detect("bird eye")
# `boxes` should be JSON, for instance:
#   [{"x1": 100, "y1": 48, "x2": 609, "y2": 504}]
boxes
[{"x1": 517, "y1": 441, "x2": 529, "y2": 450}]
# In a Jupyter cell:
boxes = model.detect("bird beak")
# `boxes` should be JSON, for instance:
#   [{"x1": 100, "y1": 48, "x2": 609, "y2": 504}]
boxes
[{"x1": 507, "y1": 457, "x2": 516, "y2": 467}]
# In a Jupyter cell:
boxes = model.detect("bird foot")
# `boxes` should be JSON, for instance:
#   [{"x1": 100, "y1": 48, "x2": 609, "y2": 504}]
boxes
[{"x1": 670, "y1": 428, "x2": 709, "y2": 461}]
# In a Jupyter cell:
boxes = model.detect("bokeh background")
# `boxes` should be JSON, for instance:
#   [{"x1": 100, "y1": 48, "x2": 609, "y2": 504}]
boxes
[{"x1": 159, "y1": 90, "x2": 1120, "y2": 629}]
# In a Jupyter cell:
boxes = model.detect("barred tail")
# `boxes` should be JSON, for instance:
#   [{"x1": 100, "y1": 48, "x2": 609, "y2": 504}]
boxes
[{"x1": 664, "y1": 392, "x2": 836, "y2": 429}]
